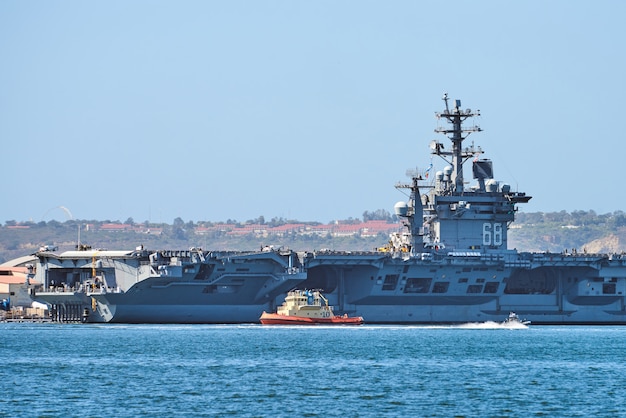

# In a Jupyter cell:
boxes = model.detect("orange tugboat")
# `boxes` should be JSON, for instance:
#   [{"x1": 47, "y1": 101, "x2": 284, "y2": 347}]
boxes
[{"x1": 260, "y1": 290, "x2": 364, "y2": 325}]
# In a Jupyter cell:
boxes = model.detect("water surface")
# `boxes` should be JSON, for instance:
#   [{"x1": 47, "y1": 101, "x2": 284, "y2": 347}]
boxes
[{"x1": 1, "y1": 323, "x2": 624, "y2": 417}]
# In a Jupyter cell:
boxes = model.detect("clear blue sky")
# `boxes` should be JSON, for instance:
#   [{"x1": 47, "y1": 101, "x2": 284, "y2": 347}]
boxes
[{"x1": 1, "y1": 1, "x2": 624, "y2": 224}]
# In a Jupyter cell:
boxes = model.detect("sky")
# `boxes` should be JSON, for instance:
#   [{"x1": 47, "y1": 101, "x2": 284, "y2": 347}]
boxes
[{"x1": 1, "y1": 1, "x2": 625, "y2": 224}]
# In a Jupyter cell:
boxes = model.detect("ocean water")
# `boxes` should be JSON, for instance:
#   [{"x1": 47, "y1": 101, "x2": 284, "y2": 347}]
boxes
[{"x1": 1, "y1": 323, "x2": 626, "y2": 417}]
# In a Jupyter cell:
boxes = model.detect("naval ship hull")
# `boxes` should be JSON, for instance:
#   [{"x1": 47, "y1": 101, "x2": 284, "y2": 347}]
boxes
[
  {"x1": 302, "y1": 251, "x2": 626, "y2": 325},
  {"x1": 32, "y1": 248, "x2": 307, "y2": 323},
  {"x1": 30, "y1": 247, "x2": 626, "y2": 324}
]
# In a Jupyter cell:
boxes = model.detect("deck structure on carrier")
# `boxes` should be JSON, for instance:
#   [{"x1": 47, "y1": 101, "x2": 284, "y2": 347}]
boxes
[
  {"x1": 32, "y1": 247, "x2": 306, "y2": 323},
  {"x1": 31, "y1": 94, "x2": 626, "y2": 324}
]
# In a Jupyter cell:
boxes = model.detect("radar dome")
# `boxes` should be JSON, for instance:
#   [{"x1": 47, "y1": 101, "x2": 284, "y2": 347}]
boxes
[
  {"x1": 486, "y1": 179, "x2": 499, "y2": 192},
  {"x1": 394, "y1": 201, "x2": 409, "y2": 216}
]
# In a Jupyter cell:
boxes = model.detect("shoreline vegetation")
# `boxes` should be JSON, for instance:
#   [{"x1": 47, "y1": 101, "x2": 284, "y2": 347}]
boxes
[{"x1": 2, "y1": 210, "x2": 626, "y2": 264}]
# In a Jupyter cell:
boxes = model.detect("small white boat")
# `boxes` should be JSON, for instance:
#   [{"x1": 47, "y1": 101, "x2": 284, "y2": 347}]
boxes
[{"x1": 502, "y1": 312, "x2": 531, "y2": 327}]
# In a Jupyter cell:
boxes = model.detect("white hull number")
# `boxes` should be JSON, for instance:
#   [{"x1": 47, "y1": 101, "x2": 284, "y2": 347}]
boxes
[{"x1": 482, "y1": 223, "x2": 503, "y2": 246}]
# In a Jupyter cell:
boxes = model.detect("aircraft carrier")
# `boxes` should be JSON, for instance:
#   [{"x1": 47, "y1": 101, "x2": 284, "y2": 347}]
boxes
[{"x1": 31, "y1": 95, "x2": 626, "y2": 324}]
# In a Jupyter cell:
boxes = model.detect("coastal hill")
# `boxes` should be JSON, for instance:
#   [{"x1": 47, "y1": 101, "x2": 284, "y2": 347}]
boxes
[
  {"x1": 507, "y1": 210, "x2": 626, "y2": 253},
  {"x1": 583, "y1": 234, "x2": 626, "y2": 254},
  {"x1": 1, "y1": 210, "x2": 625, "y2": 264}
]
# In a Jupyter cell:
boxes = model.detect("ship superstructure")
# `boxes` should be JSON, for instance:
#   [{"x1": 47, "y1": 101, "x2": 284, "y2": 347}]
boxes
[
  {"x1": 393, "y1": 93, "x2": 531, "y2": 254},
  {"x1": 299, "y1": 94, "x2": 626, "y2": 324}
]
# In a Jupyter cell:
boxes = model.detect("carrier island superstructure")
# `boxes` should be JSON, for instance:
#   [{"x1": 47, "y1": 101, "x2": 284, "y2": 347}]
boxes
[{"x1": 31, "y1": 95, "x2": 626, "y2": 324}]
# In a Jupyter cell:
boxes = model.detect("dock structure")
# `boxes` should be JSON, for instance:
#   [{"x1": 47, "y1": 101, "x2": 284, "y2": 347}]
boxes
[
  {"x1": 0, "y1": 308, "x2": 52, "y2": 323},
  {"x1": 47, "y1": 302, "x2": 86, "y2": 323}
]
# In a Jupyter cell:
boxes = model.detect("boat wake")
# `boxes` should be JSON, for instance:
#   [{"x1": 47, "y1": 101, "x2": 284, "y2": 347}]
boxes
[{"x1": 457, "y1": 321, "x2": 529, "y2": 330}]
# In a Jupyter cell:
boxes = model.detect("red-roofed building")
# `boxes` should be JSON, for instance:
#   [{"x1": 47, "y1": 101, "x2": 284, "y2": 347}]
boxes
[
  {"x1": 360, "y1": 220, "x2": 400, "y2": 237},
  {"x1": 269, "y1": 224, "x2": 306, "y2": 236},
  {"x1": 99, "y1": 223, "x2": 133, "y2": 232},
  {"x1": 303, "y1": 224, "x2": 333, "y2": 236},
  {"x1": 226, "y1": 224, "x2": 268, "y2": 237},
  {"x1": 0, "y1": 266, "x2": 36, "y2": 309}
]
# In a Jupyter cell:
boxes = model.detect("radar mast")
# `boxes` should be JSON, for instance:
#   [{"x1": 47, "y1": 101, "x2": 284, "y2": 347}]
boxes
[{"x1": 433, "y1": 93, "x2": 482, "y2": 193}]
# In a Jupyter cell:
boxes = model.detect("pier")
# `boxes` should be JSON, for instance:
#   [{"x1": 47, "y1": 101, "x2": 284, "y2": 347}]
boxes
[{"x1": 48, "y1": 302, "x2": 87, "y2": 323}]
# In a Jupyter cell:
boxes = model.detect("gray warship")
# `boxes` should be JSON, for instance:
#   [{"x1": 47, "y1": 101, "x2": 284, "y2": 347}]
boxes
[
  {"x1": 31, "y1": 248, "x2": 307, "y2": 323},
  {"x1": 31, "y1": 95, "x2": 626, "y2": 324}
]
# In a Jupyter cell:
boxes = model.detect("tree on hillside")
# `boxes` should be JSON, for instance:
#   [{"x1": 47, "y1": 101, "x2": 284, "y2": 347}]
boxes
[
  {"x1": 268, "y1": 217, "x2": 286, "y2": 227},
  {"x1": 609, "y1": 211, "x2": 626, "y2": 229},
  {"x1": 362, "y1": 209, "x2": 394, "y2": 222}
]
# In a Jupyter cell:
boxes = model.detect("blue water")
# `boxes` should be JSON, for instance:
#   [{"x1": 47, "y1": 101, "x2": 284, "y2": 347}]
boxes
[{"x1": 1, "y1": 324, "x2": 626, "y2": 417}]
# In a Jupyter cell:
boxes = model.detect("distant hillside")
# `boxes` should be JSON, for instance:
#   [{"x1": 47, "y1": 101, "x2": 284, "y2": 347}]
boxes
[
  {"x1": 580, "y1": 232, "x2": 626, "y2": 254},
  {"x1": 2, "y1": 210, "x2": 626, "y2": 264},
  {"x1": 0, "y1": 219, "x2": 395, "y2": 264},
  {"x1": 508, "y1": 210, "x2": 626, "y2": 253},
  {"x1": 509, "y1": 227, "x2": 626, "y2": 254}
]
